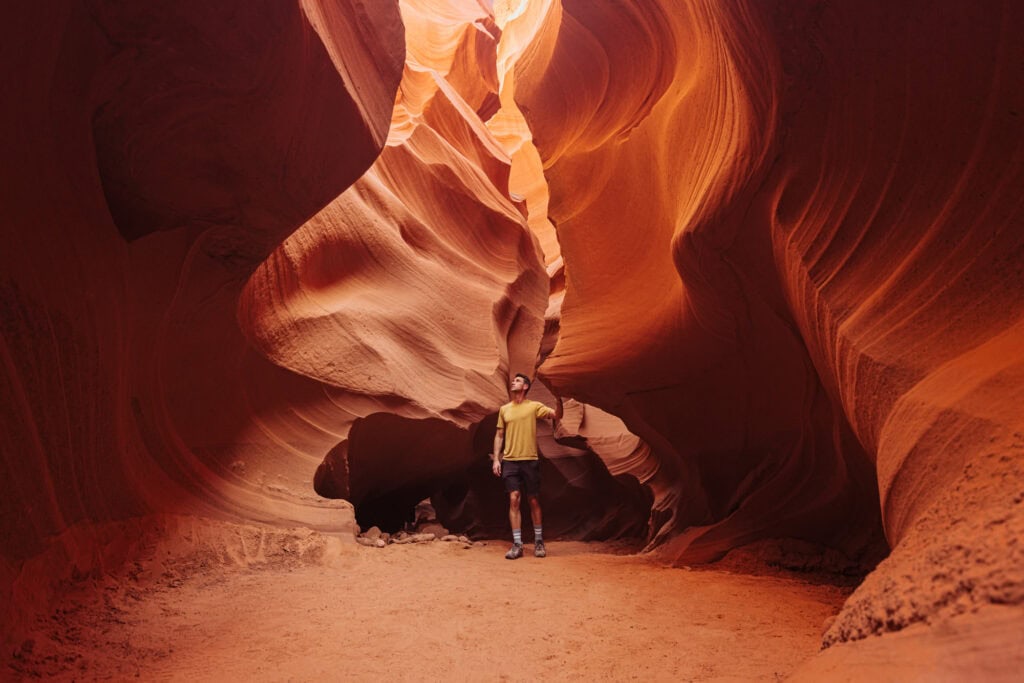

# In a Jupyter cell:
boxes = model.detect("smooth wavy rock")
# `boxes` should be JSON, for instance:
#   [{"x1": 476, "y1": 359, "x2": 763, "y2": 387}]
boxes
[
  {"x1": 515, "y1": 0, "x2": 880, "y2": 562},
  {"x1": 515, "y1": 0, "x2": 1024, "y2": 662},
  {"x1": 241, "y1": 0, "x2": 648, "y2": 538},
  {"x1": 239, "y1": 0, "x2": 547, "y2": 523},
  {"x1": 5, "y1": 0, "x2": 1021, "y2": 675},
  {"x1": 1, "y1": 0, "x2": 403, "y2": 649},
  {"x1": 241, "y1": 72, "x2": 551, "y2": 513}
]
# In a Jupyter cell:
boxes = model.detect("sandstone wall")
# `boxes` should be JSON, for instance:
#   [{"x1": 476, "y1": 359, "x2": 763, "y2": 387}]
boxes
[
  {"x1": 514, "y1": 0, "x2": 881, "y2": 563},
  {"x1": 4, "y1": 0, "x2": 1021, "y2": 670},
  {"x1": 514, "y1": 0, "x2": 1023, "y2": 652},
  {"x1": 238, "y1": 0, "x2": 651, "y2": 539},
  {"x1": 1, "y1": 0, "x2": 404, "y2": 645}
]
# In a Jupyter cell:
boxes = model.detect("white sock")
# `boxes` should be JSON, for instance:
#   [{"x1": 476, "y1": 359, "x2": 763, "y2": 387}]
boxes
[{"x1": 512, "y1": 529, "x2": 522, "y2": 545}]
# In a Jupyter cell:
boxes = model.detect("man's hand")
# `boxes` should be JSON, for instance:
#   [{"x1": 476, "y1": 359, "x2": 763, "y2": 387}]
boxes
[{"x1": 491, "y1": 457, "x2": 501, "y2": 477}]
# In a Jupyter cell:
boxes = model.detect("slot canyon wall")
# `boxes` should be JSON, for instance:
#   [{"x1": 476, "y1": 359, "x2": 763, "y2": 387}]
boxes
[
  {"x1": 1, "y1": 0, "x2": 406, "y2": 646},
  {"x1": 239, "y1": 0, "x2": 651, "y2": 540},
  {"x1": 514, "y1": 0, "x2": 1023, "y2": 664},
  {"x1": 0, "y1": 0, "x2": 650, "y2": 652},
  {"x1": 2, "y1": 0, "x2": 1022, "y2": 674}
]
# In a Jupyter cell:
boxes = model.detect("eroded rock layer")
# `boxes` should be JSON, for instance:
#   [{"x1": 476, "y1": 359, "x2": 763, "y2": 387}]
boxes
[
  {"x1": 4, "y1": 0, "x2": 1022, "y2": 674},
  {"x1": 514, "y1": 0, "x2": 881, "y2": 563},
  {"x1": 1, "y1": 0, "x2": 404, "y2": 647},
  {"x1": 240, "y1": 0, "x2": 651, "y2": 539},
  {"x1": 515, "y1": 0, "x2": 1023, "y2": 660},
  {"x1": 1, "y1": 6, "x2": 649, "y2": 653}
]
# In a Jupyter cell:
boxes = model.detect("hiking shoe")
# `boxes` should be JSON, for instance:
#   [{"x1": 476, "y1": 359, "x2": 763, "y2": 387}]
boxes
[
  {"x1": 505, "y1": 543, "x2": 524, "y2": 560},
  {"x1": 534, "y1": 540, "x2": 546, "y2": 558}
]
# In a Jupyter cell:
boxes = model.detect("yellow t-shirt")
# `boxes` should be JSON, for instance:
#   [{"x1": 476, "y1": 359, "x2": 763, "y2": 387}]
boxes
[{"x1": 497, "y1": 399, "x2": 555, "y2": 461}]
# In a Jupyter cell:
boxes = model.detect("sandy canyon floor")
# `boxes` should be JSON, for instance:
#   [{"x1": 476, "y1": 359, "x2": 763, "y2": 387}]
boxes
[{"x1": 9, "y1": 536, "x2": 853, "y2": 681}]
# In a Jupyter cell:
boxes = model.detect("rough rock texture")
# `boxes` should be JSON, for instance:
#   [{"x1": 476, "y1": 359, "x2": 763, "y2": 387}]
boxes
[
  {"x1": 515, "y1": 0, "x2": 1023, "y2": 665},
  {"x1": 1, "y1": 0, "x2": 404, "y2": 650}
]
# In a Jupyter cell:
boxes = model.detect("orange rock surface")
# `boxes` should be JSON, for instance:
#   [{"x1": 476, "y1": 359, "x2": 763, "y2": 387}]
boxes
[
  {"x1": 238, "y1": 0, "x2": 649, "y2": 537},
  {"x1": 1, "y1": 0, "x2": 404, "y2": 649},
  {"x1": 515, "y1": 0, "x2": 1023, "y2": 664},
  {"x1": 515, "y1": 0, "x2": 883, "y2": 565},
  {"x1": 3, "y1": 0, "x2": 1023, "y2": 676}
]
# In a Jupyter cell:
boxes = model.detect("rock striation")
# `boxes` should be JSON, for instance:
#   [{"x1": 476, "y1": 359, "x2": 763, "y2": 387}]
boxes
[
  {"x1": 3, "y1": 0, "x2": 1022, "y2": 675},
  {"x1": 240, "y1": 0, "x2": 650, "y2": 539},
  {"x1": 514, "y1": 0, "x2": 1024, "y2": 667},
  {"x1": 1, "y1": 0, "x2": 404, "y2": 649},
  {"x1": 513, "y1": 0, "x2": 882, "y2": 565}
]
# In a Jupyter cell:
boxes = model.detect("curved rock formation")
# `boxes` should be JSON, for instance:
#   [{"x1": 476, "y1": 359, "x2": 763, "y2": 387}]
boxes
[
  {"x1": 1, "y1": 0, "x2": 403, "y2": 648},
  {"x1": 1, "y1": 7, "x2": 649, "y2": 652},
  {"x1": 4, "y1": 0, "x2": 1021, "y2": 675},
  {"x1": 240, "y1": 0, "x2": 651, "y2": 539},
  {"x1": 514, "y1": 0, "x2": 881, "y2": 563},
  {"x1": 769, "y1": 0, "x2": 1024, "y2": 650},
  {"x1": 515, "y1": 0, "x2": 1023, "y2": 662},
  {"x1": 237, "y1": 0, "x2": 545, "y2": 523}
]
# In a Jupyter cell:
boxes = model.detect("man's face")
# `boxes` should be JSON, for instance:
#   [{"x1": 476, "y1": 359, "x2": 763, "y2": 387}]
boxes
[{"x1": 510, "y1": 376, "x2": 528, "y2": 393}]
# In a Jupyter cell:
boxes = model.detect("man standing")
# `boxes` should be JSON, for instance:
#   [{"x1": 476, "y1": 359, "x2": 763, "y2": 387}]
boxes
[{"x1": 491, "y1": 373, "x2": 562, "y2": 559}]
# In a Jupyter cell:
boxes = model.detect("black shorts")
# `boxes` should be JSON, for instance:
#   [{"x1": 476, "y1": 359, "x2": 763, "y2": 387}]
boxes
[{"x1": 501, "y1": 459, "x2": 541, "y2": 495}]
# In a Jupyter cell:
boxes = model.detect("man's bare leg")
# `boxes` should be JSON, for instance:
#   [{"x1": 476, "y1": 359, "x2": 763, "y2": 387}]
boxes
[
  {"x1": 508, "y1": 490, "x2": 522, "y2": 532},
  {"x1": 506, "y1": 490, "x2": 524, "y2": 559},
  {"x1": 527, "y1": 494, "x2": 542, "y2": 529},
  {"x1": 528, "y1": 494, "x2": 546, "y2": 557}
]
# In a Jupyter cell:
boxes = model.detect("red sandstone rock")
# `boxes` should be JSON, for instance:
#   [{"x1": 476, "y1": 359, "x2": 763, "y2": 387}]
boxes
[
  {"x1": 515, "y1": 0, "x2": 881, "y2": 564},
  {"x1": 238, "y1": 0, "x2": 549, "y2": 528},
  {"x1": 239, "y1": 0, "x2": 649, "y2": 539},
  {"x1": 1, "y1": 0, "x2": 403, "y2": 650},
  {"x1": 3, "y1": 0, "x2": 1023, "y2": 676},
  {"x1": 515, "y1": 0, "x2": 1024, "y2": 669}
]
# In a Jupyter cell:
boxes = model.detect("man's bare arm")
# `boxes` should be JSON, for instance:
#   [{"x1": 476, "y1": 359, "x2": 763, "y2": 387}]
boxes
[
  {"x1": 491, "y1": 427, "x2": 504, "y2": 476},
  {"x1": 541, "y1": 396, "x2": 563, "y2": 424}
]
